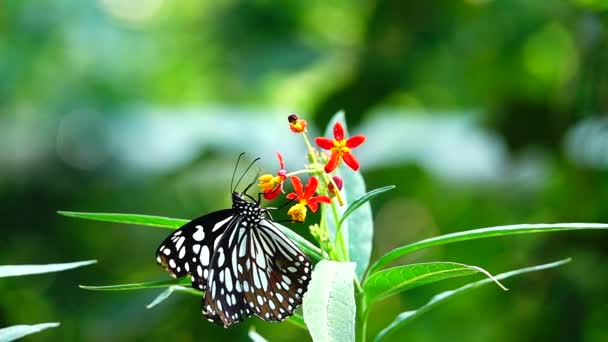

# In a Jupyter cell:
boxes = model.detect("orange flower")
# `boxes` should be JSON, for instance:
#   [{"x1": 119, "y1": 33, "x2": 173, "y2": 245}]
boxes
[
  {"x1": 315, "y1": 122, "x2": 365, "y2": 173},
  {"x1": 286, "y1": 176, "x2": 331, "y2": 222}
]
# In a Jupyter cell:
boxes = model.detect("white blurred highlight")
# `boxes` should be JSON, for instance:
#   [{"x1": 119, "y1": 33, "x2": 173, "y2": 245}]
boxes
[
  {"x1": 564, "y1": 115, "x2": 608, "y2": 169},
  {"x1": 99, "y1": 0, "x2": 164, "y2": 23}
]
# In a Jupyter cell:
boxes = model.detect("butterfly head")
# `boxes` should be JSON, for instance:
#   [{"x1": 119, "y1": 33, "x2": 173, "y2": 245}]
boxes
[{"x1": 232, "y1": 192, "x2": 265, "y2": 224}]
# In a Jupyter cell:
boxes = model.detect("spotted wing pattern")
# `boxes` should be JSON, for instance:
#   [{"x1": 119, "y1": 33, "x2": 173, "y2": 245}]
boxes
[
  {"x1": 202, "y1": 219, "x2": 311, "y2": 327},
  {"x1": 156, "y1": 209, "x2": 234, "y2": 291},
  {"x1": 156, "y1": 197, "x2": 312, "y2": 328}
]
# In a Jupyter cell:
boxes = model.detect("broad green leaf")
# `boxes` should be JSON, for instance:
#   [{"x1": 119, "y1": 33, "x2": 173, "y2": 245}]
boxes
[
  {"x1": 0, "y1": 260, "x2": 96, "y2": 278},
  {"x1": 368, "y1": 223, "x2": 608, "y2": 275},
  {"x1": 146, "y1": 285, "x2": 202, "y2": 309},
  {"x1": 80, "y1": 277, "x2": 190, "y2": 291},
  {"x1": 374, "y1": 258, "x2": 571, "y2": 341},
  {"x1": 58, "y1": 211, "x2": 323, "y2": 262},
  {"x1": 303, "y1": 260, "x2": 356, "y2": 342},
  {"x1": 248, "y1": 327, "x2": 269, "y2": 342},
  {"x1": 324, "y1": 111, "x2": 374, "y2": 279},
  {"x1": 0, "y1": 323, "x2": 60, "y2": 341},
  {"x1": 287, "y1": 312, "x2": 307, "y2": 330},
  {"x1": 363, "y1": 262, "x2": 506, "y2": 304},
  {"x1": 339, "y1": 185, "x2": 395, "y2": 226}
]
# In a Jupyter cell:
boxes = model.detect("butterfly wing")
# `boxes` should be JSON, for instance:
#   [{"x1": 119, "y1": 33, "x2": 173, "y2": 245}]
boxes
[
  {"x1": 203, "y1": 218, "x2": 312, "y2": 327},
  {"x1": 201, "y1": 215, "x2": 253, "y2": 326},
  {"x1": 156, "y1": 209, "x2": 235, "y2": 292}
]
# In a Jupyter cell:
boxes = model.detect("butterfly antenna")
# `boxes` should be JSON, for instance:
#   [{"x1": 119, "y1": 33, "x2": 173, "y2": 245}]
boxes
[
  {"x1": 243, "y1": 174, "x2": 258, "y2": 193},
  {"x1": 234, "y1": 157, "x2": 261, "y2": 192},
  {"x1": 231, "y1": 152, "x2": 246, "y2": 193}
]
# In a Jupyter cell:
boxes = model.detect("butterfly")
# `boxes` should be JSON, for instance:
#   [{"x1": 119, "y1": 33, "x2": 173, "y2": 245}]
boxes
[{"x1": 155, "y1": 155, "x2": 312, "y2": 327}]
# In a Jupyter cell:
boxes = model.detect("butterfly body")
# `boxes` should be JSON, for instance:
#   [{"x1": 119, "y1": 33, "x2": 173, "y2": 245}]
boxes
[{"x1": 156, "y1": 192, "x2": 311, "y2": 327}]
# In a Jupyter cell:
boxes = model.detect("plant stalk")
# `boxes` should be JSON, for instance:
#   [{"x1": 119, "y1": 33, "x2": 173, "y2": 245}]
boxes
[{"x1": 355, "y1": 277, "x2": 368, "y2": 342}]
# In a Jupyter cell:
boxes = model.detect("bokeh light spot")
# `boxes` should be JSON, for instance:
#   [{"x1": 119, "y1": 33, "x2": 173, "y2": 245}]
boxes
[{"x1": 99, "y1": 0, "x2": 164, "y2": 24}]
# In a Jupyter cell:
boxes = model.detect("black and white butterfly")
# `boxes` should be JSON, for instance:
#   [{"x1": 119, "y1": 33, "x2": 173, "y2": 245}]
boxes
[{"x1": 156, "y1": 157, "x2": 312, "y2": 327}]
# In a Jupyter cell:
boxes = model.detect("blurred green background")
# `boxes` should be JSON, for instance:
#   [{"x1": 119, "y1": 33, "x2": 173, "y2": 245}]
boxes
[{"x1": 2, "y1": 0, "x2": 608, "y2": 341}]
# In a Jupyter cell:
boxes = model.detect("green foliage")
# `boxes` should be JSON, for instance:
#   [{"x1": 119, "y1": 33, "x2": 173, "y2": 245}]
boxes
[
  {"x1": 325, "y1": 111, "x2": 376, "y2": 279},
  {"x1": 363, "y1": 262, "x2": 506, "y2": 304},
  {"x1": 339, "y1": 185, "x2": 395, "y2": 226},
  {"x1": 374, "y1": 259, "x2": 572, "y2": 341},
  {"x1": 147, "y1": 286, "x2": 202, "y2": 309},
  {"x1": 0, "y1": 261, "x2": 95, "y2": 340},
  {"x1": 4, "y1": 0, "x2": 608, "y2": 340},
  {"x1": 303, "y1": 260, "x2": 356, "y2": 342},
  {"x1": 58, "y1": 115, "x2": 608, "y2": 342},
  {"x1": 0, "y1": 260, "x2": 96, "y2": 278},
  {"x1": 80, "y1": 277, "x2": 190, "y2": 291},
  {"x1": 57, "y1": 211, "x2": 323, "y2": 262},
  {"x1": 248, "y1": 327, "x2": 269, "y2": 342},
  {"x1": 0, "y1": 323, "x2": 60, "y2": 342},
  {"x1": 368, "y1": 223, "x2": 608, "y2": 275}
]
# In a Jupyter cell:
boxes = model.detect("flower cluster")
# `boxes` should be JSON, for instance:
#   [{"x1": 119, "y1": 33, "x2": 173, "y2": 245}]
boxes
[{"x1": 258, "y1": 114, "x2": 366, "y2": 222}]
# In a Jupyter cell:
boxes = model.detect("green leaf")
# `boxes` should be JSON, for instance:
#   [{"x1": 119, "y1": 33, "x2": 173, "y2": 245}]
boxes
[
  {"x1": 80, "y1": 277, "x2": 190, "y2": 291},
  {"x1": 0, "y1": 323, "x2": 60, "y2": 341},
  {"x1": 363, "y1": 262, "x2": 507, "y2": 304},
  {"x1": 248, "y1": 327, "x2": 269, "y2": 342},
  {"x1": 0, "y1": 260, "x2": 96, "y2": 278},
  {"x1": 324, "y1": 111, "x2": 374, "y2": 279},
  {"x1": 303, "y1": 260, "x2": 356, "y2": 342},
  {"x1": 286, "y1": 312, "x2": 307, "y2": 330},
  {"x1": 58, "y1": 211, "x2": 323, "y2": 262},
  {"x1": 368, "y1": 223, "x2": 608, "y2": 275},
  {"x1": 146, "y1": 285, "x2": 202, "y2": 309},
  {"x1": 339, "y1": 185, "x2": 395, "y2": 226},
  {"x1": 58, "y1": 211, "x2": 187, "y2": 228},
  {"x1": 374, "y1": 258, "x2": 571, "y2": 341}
]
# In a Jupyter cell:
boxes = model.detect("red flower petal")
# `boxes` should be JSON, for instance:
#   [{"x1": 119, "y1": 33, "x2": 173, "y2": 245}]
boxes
[
  {"x1": 346, "y1": 135, "x2": 366, "y2": 148},
  {"x1": 311, "y1": 195, "x2": 331, "y2": 204},
  {"x1": 308, "y1": 201, "x2": 319, "y2": 212},
  {"x1": 342, "y1": 152, "x2": 360, "y2": 171},
  {"x1": 303, "y1": 177, "x2": 318, "y2": 200},
  {"x1": 263, "y1": 186, "x2": 282, "y2": 200},
  {"x1": 286, "y1": 193, "x2": 297, "y2": 200},
  {"x1": 290, "y1": 176, "x2": 304, "y2": 197},
  {"x1": 324, "y1": 152, "x2": 341, "y2": 173},
  {"x1": 315, "y1": 137, "x2": 334, "y2": 150},
  {"x1": 276, "y1": 151, "x2": 285, "y2": 169},
  {"x1": 333, "y1": 122, "x2": 345, "y2": 141}
]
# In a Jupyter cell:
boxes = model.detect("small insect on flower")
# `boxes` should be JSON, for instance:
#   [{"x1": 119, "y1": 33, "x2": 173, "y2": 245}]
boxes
[
  {"x1": 258, "y1": 152, "x2": 287, "y2": 200},
  {"x1": 288, "y1": 114, "x2": 307, "y2": 133},
  {"x1": 315, "y1": 122, "x2": 366, "y2": 173},
  {"x1": 156, "y1": 154, "x2": 311, "y2": 328},
  {"x1": 286, "y1": 176, "x2": 331, "y2": 222}
]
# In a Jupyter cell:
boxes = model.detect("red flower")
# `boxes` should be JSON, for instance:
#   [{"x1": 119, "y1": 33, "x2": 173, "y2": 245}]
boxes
[
  {"x1": 258, "y1": 152, "x2": 287, "y2": 200},
  {"x1": 286, "y1": 176, "x2": 331, "y2": 222},
  {"x1": 315, "y1": 122, "x2": 366, "y2": 173}
]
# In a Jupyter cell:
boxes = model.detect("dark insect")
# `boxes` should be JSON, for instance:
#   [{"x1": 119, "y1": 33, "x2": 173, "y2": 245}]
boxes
[{"x1": 155, "y1": 156, "x2": 312, "y2": 327}]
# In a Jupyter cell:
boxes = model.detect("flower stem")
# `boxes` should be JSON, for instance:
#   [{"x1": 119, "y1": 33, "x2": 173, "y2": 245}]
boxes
[
  {"x1": 285, "y1": 169, "x2": 316, "y2": 177},
  {"x1": 331, "y1": 201, "x2": 349, "y2": 261},
  {"x1": 354, "y1": 277, "x2": 368, "y2": 342}
]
